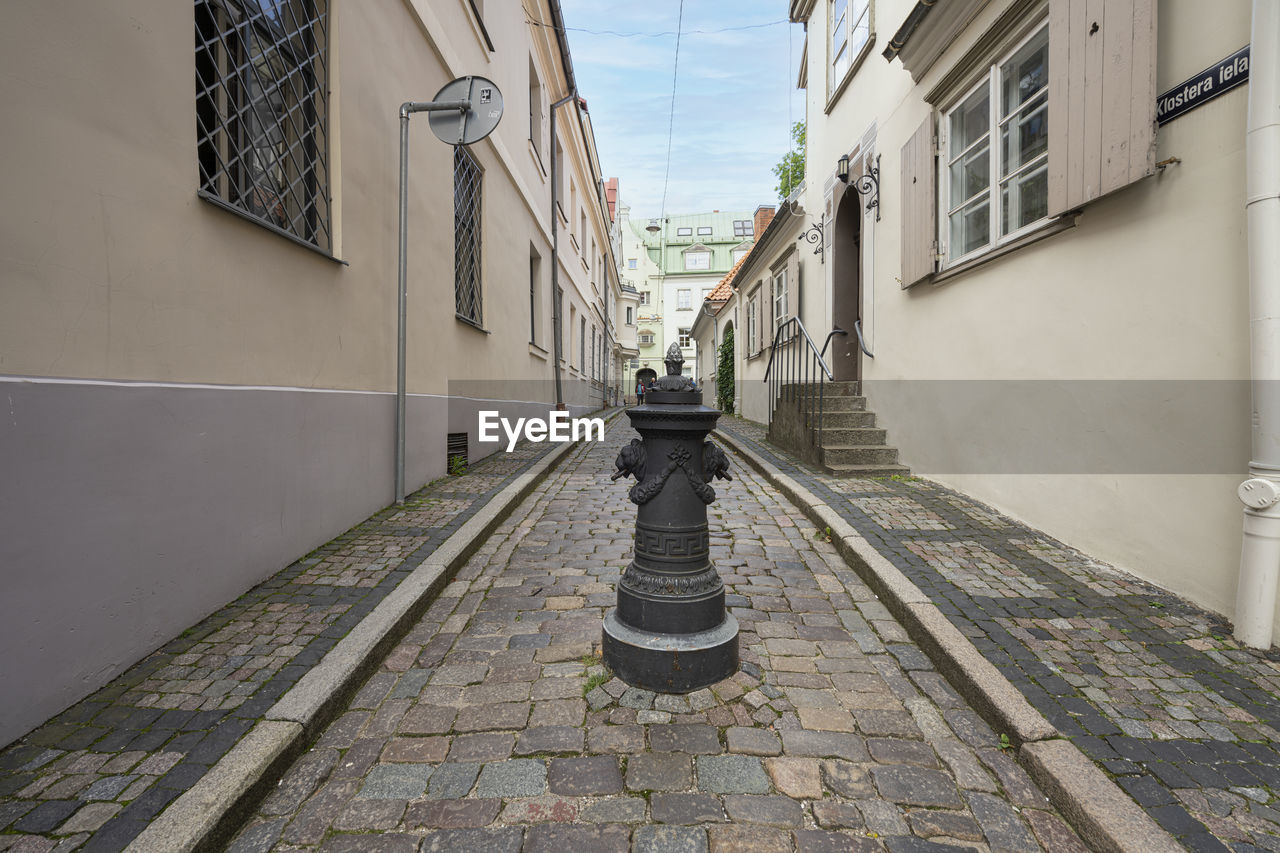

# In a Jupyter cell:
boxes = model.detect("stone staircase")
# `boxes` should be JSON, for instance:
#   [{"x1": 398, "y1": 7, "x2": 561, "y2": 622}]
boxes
[{"x1": 767, "y1": 381, "x2": 910, "y2": 478}]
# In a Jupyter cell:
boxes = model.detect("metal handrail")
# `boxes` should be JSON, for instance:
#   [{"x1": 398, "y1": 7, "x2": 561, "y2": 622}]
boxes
[
  {"x1": 762, "y1": 317, "x2": 845, "y2": 450},
  {"x1": 764, "y1": 316, "x2": 834, "y2": 382},
  {"x1": 820, "y1": 328, "x2": 848, "y2": 360},
  {"x1": 853, "y1": 319, "x2": 875, "y2": 359}
]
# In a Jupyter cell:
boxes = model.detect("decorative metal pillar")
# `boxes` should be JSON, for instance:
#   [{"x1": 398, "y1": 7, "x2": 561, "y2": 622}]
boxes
[{"x1": 604, "y1": 343, "x2": 739, "y2": 692}]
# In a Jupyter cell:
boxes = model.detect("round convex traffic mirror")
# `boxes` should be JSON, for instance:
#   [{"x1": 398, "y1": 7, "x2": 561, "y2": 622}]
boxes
[{"x1": 428, "y1": 76, "x2": 504, "y2": 146}]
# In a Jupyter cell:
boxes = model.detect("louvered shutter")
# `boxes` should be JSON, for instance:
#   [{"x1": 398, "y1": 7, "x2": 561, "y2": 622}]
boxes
[
  {"x1": 900, "y1": 116, "x2": 936, "y2": 288},
  {"x1": 1047, "y1": 0, "x2": 1157, "y2": 215}
]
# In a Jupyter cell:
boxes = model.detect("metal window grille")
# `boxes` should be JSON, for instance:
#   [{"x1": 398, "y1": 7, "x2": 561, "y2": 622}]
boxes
[
  {"x1": 454, "y1": 146, "x2": 483, "y2": 325},
  {"x1": 195, "y1": 0, "x2": 331, "y2": 251},
  {"x1": 447, "y1": 432, "x2": 468, "y2": 469}
]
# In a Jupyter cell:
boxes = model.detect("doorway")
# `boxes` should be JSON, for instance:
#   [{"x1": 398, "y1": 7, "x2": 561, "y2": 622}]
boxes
[{"x1": 830, "y1": 182, "x2": 863, "y2": 382}]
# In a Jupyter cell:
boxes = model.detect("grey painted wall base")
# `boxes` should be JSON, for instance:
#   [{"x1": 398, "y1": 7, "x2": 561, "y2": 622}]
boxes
[{"x1": 0, "y1": 377, "x2": 579, "y2": 747}]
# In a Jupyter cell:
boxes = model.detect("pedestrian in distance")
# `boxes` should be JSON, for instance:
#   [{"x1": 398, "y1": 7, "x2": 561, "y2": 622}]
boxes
[{"x1": 636, "y1": 380, "x2": 645, "y2": 406}]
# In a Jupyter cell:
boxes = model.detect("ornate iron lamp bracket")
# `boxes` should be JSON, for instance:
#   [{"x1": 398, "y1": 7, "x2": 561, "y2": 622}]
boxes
[
  {"x1": 801, "y1": 216, "x2": 825, "y2": 261},
  {"x1": 851, "y1": 154, "x2": 881, "y2": 221}
]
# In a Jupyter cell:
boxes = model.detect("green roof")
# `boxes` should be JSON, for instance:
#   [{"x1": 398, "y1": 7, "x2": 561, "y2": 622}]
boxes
[{"x1": 628, "y1": 211, "x2": 759, "y2": 275}]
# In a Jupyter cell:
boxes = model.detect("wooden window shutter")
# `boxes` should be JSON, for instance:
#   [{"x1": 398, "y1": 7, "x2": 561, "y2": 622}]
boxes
[
  {"x1": 900, "y1": 116, "x2": 936, "y2": 288},
  {"x1": 1047, "y1": 0, "x2": 1156, "y2": 216},
  {"x1": 787, "y1": 253, "x2": 801, "y2": 323}
]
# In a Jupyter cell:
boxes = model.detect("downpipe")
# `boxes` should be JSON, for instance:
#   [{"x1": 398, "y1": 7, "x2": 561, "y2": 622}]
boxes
[{"x1": 1236, "y1": 0, "x2": 1280, "y2": 647}]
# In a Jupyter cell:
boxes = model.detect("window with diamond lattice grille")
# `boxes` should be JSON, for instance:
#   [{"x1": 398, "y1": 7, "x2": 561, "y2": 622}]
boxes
[
  {"x1": 196, "y1": 0, "x2": 330, "y2": 251},
  {"x1": 454, "y1": 146, "x2": 483, "y2": 325}
]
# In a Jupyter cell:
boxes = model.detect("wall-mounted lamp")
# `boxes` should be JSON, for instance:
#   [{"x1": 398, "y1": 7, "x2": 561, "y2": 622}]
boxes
[{"x1": 839, "y1": 153, "x2": 881, "y2": 221}]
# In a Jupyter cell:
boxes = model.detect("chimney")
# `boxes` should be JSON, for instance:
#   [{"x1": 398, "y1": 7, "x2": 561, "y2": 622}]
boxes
[{"x1": 753, "y1": 205, "x2": 776, "y2": 239}]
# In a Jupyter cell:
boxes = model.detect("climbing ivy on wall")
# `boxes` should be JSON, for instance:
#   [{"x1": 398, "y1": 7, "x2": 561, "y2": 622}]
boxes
[{"x1": 717, "y1": 326, "x2": 735, "y2": 414}]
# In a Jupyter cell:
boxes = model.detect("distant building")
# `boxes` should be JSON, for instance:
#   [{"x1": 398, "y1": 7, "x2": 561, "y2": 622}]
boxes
[{"x1": 627, "y1": 209, "x2": 770, "y2": 384}]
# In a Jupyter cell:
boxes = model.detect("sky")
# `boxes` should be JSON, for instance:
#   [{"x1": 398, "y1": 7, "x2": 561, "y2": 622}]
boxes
[{"x1": 557, "y1": 1, "x2": 807, "y2": 221}]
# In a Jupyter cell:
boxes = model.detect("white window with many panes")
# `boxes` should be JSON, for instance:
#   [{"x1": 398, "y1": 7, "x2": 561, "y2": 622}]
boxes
[
  {"x1": 677, "y1": 289, "x2": 692, "y2": 309},
  {"x1": 942, "y1": 23, "x2": 1049, "y2": 264},
  {"x1": 829, "y1": 0, "x2": 870, "y2": 93}
]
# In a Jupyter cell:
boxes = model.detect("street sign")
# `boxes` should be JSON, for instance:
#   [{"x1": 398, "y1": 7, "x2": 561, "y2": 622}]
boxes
[
  {"x1": 1157, "y1": 46, "x2": 1249, "y2": 126},
  {"x1": 428, "y1": 76, "x2": 504, "y2": 145}
]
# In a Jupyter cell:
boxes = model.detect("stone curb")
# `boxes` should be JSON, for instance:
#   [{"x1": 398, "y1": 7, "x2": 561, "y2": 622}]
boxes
[
  {"x1": 713, "y1": 426, "x2": 1178, "y2": 853},
  {"x1": 127, "y1": 409, "x2": 621, "y2": 853}
]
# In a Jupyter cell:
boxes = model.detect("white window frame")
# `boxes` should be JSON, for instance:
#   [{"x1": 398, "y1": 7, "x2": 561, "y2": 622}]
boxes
[
  {"x1": 639, "y1": 291, "x2": 649, "y2": 305},
  {"x1": 677, "y1": 289, "x2": 692, "y2": 310},
  {"x1": 939, "y1": 21, "x2": 1051, "y2": 268},
  {"x1": 626, "y1": 306, "x2": 634, "y2": 325},
  {"x1": 684, "y1": 251, "x2": 710, "y2": 271},
  {"x1": 829, "y1": 0, "x2": 870, "y2": 94},
  {"x1": 697, "y1": 226, "x2": 713, "y2": 236},
  {"x1": 676, "y1": 227, "x2": 693, "y2": 237},
  {"x1": 746, "y1": 294, "x2": 759, "y2": 356},
  {"x1": 627, "y1": 258, "x2": 637, "y2": 269},
  {"x1": 679, "y1": 327, "x2": 692, "y2": 348},
  {"x1": 772, "y1": 269, "x2": 788, "y2": 328},
  {"x1": 639, "y1": 331, "x2": 655, "y2": 345}
]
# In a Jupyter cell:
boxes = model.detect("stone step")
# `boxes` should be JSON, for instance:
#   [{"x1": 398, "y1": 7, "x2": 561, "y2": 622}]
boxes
[
  {"x1": 821, "y1": 462, "x2": 913, "y2": 478},
  {"x1": 818, "y1": 395, "x2": 867, "y2": 412},
  {"x1": 817, "y1": 427, "x2": 886, "y2": 446},
  {"x1": 820, "y1": 445, "x2": 901, "y2": 466},
  {"x1": 819, "y1": 411, "x2": 878, "y2": 429},
  {"x1": 781, "y1": 381, "x2": 861, "y2": 397}
]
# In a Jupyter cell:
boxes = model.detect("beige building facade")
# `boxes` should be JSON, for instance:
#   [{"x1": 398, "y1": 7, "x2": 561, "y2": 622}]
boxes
[
  {"x1": 0, "y1": 0, "x2": 617, "y2": 745},
  {"x1": 777, "y1": 0, "x2": 1264, "y2": 638}
]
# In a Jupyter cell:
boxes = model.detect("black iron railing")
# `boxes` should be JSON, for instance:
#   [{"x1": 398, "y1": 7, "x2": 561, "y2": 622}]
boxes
[{"x1": 763, "y1": 318, "x2": 841, "y2": 446}]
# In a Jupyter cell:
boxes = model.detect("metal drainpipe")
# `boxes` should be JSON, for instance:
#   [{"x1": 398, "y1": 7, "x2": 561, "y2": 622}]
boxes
[
  {"x1": 549, "y1": 92, "x2": 577, "y2": 411},
  {"x1": 1237, "y1": 0, "x2": 1280, "y2": 648}
]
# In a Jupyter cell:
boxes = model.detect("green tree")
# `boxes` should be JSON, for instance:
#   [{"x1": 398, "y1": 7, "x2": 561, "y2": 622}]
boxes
[
  {"x1": 772, "y1": 122, "x2": 805, "y2": 199},
  {"x1": 717, "y1": 326, "x2": 735, "y2": 414}
]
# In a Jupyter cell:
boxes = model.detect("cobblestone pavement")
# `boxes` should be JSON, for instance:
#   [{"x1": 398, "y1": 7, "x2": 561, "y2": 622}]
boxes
[
  {"x1": 0, "y1": 436, "x2": 567, "y2": 853},
  {"x1": 718, "y1": 416, "x2": 1280, "y2": 852},
  {"x1": 228, "y1": 415, "x2": 1085, "y2": 852}
]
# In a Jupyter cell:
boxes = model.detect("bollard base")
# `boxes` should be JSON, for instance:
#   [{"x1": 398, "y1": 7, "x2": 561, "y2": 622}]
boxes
[{"x1": 602, "y1": 609, "x2": 739, "y2": 694}]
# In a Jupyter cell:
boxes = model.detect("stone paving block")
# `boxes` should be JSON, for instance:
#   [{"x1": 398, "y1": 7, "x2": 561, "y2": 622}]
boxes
[
  {"x1": 867, "y1": 737, "x2": 941, "y2": 768},
  {"x1": 581, "y1": 796, "x2": 647, "y2": 823},
  {"x1": 794, "y1": 829, "x2": 881, "y2": 853},
  {"x1": 448, "y1": 733, "x2": 515, "y2": 762},
  {"x1": 906, "y1": 808, "x2": 984, "y2": 841},
  {"x1": 319, "y1": 832, "x2": 420, "y2": 853},
  {"x1": 357, "y1": 764, "x2": 433, "y2": 799},
  {"x1": 722, "y1": 794, "x2": 803, "y2": 827},
  {"x1": 726, "y1": 727, "x2": 781, "y2": 756},
  {"x1": 696, "y1": 755, "x2": 771, "y2": 794},
  {"x1": 523, "y1": 823, "x2": 631, "y2": 853},
  {"x1": 870, "y1": 765, "x2": 962, "y2": 809},
  {"x1": 705, "y1": 824, "x2": 791, "y2": 853},
  {"x1": 425, "y1": 762, "x2": 480, "y2": 799},
  {"x1": 811, "y1": 800, "x2": 864, "y2": 830},
  {"x1": 626, "y1": 753, "x2": 693, "y2": 792},
  {"x1": 634, "y1": 824, "x2": 709, "y2": 853},
  {"x1": 587, "y1": 725, "x2": 644, "y2": 754},
  {"x1": 764, "y1": 757, "x2": 822, "y2": 799},
  {"x1": 420, "y1": 826, "x2": 524, "y2": 853},
  {"x1": 514, "y1": 726, "x2": 584, "y2": 755},
  {"x1": 55, "y1": 802, "x2": 121, "y2": 834},
  {"x1": 966, "y1": 790, "x2": 1039, "y2": 851},
  {"x1": 651, "y1": 792, "x2": 726, "y2": 824},
  {"x1": 334, "y1": 797, "x2": 408, "y2": 830},
  {"x1": 780, "y1": 730, "x2": 869, "y2": 761},
  {"x1": 650, "y1": 725, "x2": 721, "y2": 754},
  {"x1": 453, "y1": 703, "x2": 530, "y2": 733},
  {"x1": 497, "y1": 794, "x2": 579, "y2": 823},
  {"x1": 405, "y1": 796, "x2": 500, "y2": 829},
  {"x1": 380, "y1": 736, "x2": 449, "y2": 763},
  {"x1": 474, "y1": 759, "x2": 546, "y2": 798},
  {"x1": 547, "y1": 756, "x2": 622, "y2": 795}
]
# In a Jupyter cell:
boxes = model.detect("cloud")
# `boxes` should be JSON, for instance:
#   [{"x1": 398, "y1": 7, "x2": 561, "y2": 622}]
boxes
[{"x1": 560, "y1": 0, "x2": 805, "y2": 216}]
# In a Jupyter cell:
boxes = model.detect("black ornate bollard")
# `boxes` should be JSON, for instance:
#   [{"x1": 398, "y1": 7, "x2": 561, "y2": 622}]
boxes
[{"x1": 604, "y1": 343, "x2": 739, "y2": 692}]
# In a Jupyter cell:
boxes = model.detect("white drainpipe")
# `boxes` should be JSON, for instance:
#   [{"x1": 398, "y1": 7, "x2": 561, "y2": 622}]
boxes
[{"x1": 1236, "y1": 0, "x2": 1280, "y2": 647}]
